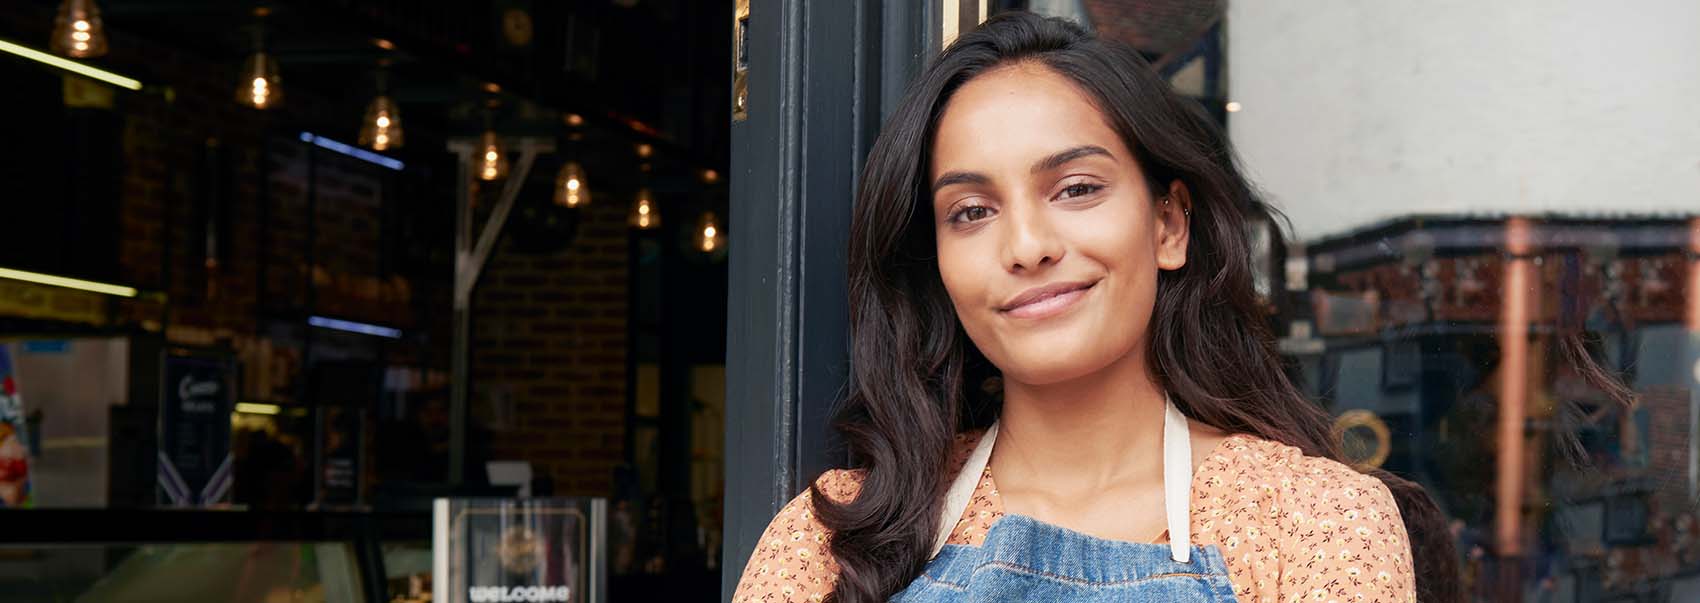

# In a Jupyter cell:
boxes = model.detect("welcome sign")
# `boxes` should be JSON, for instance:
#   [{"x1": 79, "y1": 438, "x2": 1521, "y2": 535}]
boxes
[
  {"x1": 434, "y1": 498, "x2": 607, "y2": 603},
  {"x1": 468, "y1": 586, "x2": 572, "y2": 602}
]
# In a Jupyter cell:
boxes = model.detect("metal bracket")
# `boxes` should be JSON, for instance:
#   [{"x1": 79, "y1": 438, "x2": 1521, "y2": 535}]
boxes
[
  {"x1": 448, "y1": 137, "x2": 555, "y2": 306},
  {"x1": 445, "y1": 135, "x2": 555, "y2": 484}
]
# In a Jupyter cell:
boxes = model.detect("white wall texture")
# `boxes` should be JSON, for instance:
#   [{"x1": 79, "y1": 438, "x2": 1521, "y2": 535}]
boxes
[{"x1": 1225, "y1": 0, "x2": 1700, "y2": 241}]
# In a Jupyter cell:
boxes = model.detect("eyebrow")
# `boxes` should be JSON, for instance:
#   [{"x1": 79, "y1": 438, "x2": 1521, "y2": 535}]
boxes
[
  {"x1": 1033, "y1": 144, "x2": 1113, "y2": 174},
  {"x1": 931, "y1": 171, "x2": 990, "y2": 194},
  {"x1": 930, "y1": 144, "x2": 1114, "y2": 194}
]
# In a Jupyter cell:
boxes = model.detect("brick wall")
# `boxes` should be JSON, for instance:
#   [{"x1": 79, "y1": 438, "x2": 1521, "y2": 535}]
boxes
[
  {"x1": 473, "y1": 197, "x2": 629, "y2": 496},
  {"x1": 2, "y1": 3, "x2": 631, "y2": 494}
]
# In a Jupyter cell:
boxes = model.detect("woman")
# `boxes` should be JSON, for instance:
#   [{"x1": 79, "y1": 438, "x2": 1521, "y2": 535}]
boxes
[{"x1": 735, "y1": 12, "x2": 1456, "y2": 603}]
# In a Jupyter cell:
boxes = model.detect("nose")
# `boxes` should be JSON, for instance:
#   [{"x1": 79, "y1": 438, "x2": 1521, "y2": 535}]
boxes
[{"x1": 1001, "y1": 201, "x2": 1064, "y2": 273}]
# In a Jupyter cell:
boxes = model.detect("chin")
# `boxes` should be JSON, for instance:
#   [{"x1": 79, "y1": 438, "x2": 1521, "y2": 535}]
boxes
[
  {"x1": 993, "y1": 344, "x2": 1116, "y2": 387},
  {"x1": 976, "y1": 316, "x2": 1146, "y2": 387}
]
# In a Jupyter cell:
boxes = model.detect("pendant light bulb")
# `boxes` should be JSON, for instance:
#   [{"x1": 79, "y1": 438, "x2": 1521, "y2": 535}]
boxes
[
  {"x1": 51, "y1": 0, "x2": 108, "y2": 59},
  {"x1": 697, "y1": 211, "x2": 723, "y2": 252},
  {"x1": 477, "y1": 129, "x2": 507, "y2": 181},
  {"x1": 236, "y1": 49, "x2": 282, "y2": 109},
  {"x1": 628, "y1": 187, "x2": 658, "y2": 229},
  {"x1": 359, "y1": 95, "x2": 403, "y2": 150},
  {"x1": 236, "y1": 10, "x2": 280, "y2": 108},
  {"x1": 554, "y1": 161, "x2": 589, "y2": 207}
]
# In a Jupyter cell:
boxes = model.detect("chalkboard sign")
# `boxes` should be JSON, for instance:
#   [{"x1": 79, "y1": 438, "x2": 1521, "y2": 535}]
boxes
[
  {"x1": 157, "y1": 350, "x2": 234, "y2": 507},
  {"x1": 316, "y1": 407, "x2": 364, "y2": 505}
]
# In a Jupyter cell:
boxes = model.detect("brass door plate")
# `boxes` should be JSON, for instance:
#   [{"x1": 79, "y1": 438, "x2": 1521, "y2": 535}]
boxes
[{"x1": 733, "y1": 0, "x2": 750, "y2": 122}]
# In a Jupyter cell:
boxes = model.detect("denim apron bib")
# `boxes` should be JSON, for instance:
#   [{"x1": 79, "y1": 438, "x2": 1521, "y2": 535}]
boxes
[{"x1": 891, "y1": 397, "x2": 1239, "y2": 602}]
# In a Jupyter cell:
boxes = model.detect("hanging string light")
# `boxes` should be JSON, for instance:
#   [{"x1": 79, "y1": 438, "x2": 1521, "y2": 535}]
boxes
[
  {"x1": 628, "y1": 187, "x2": 657, "y2": 229},
  {"x1": 359, "y1": 67, "x2": 402, "y2": 150},
  {"x1": 477, "y1": 105, "x2": 507, "y2": 181},
  {"x1": 553, "y1": 161, "x2": 588, "y2": 207},
  {"x1": 235, "y1": 11, "x2": 281, "y2": 109},
  {"x1": 50, "y1": 0, "x2": 107, "y2": 58},
  {"x1": 696, "y1": 211, "x2": 723, "y2": 252}
]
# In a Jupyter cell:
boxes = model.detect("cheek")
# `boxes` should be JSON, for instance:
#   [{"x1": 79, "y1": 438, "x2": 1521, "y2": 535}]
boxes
[
  {"x1": 1056, "y1": 197, "x2": 1155, "y2": 270},
  {"x1": 1056, "y1": 201, "x2": 1161, "y2": 343},
  {"x1": 935, "y1": 237, "x2": 988, "y2": 314},
  {"x1": 935, "y1": 236, "x2": 1008, "y2": 363}
]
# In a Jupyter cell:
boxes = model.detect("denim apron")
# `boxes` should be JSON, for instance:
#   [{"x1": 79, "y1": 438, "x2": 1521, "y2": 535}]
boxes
[{"x1": 891, "y1": 397, "x2": 1239, "y2": 602}]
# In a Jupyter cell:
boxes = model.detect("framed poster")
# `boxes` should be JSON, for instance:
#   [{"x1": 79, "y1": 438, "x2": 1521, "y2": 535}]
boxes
[
  {"x1": 434, "y1": 498, "x2": 607, "y2": 603},
  {"x1": 157, "y1": 348, "x2": 235, "y2": 507},
  {"x1": 0, "y1": 344, "x2": 31, "y2": 507}
]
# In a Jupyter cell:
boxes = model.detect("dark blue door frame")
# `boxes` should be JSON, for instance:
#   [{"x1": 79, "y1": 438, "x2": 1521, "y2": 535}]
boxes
[{"x1": 721, "y1": 1, "x2": 952, "y2": 599}]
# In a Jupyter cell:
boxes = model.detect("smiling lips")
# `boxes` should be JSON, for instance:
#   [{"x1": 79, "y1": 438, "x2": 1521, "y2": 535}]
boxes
[{"x1": 999, "y1": 280, "x2": 1097, "y2": 319}]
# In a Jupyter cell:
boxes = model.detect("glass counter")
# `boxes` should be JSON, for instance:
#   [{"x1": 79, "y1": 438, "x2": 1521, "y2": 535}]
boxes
[{"x1": 0, "y1": 508, "x2": 430, "y2": 602}]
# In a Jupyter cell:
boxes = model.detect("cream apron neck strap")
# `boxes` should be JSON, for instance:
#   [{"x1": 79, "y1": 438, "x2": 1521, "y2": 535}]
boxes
[
  {"x1": 929, "y1": 422, "x2": 997, "y2": 560},
  {"x1": 926, "y1": 394, "x2": 1195, "y2": 563},
  {"x1": 1161, "y1": 393, "x2": 1194, "y2": 563}
]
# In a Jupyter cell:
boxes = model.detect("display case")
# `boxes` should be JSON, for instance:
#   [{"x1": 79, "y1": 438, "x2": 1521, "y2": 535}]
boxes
[{"x1": 0, "y1": 508, "x2": 430, "y2": 602}]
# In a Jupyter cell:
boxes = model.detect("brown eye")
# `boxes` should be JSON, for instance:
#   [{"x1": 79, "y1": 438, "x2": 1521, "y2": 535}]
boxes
[
  {"x1": 1059, "y1": 183, "x2": 1102, "y2": 199},
  {"x1": 949, "y1": 204, "x2": 994, "y2": 224}
]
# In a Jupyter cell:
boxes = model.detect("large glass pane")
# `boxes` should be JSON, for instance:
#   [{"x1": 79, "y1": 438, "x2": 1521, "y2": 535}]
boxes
[{"x1": 0, "y1": 542, "x2": 364, "y2": 603}]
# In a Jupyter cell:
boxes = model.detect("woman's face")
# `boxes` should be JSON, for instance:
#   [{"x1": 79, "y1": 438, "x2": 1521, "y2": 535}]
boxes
[{"x1": 929, "y1": 62, "x2": 1190, "y2": 386}]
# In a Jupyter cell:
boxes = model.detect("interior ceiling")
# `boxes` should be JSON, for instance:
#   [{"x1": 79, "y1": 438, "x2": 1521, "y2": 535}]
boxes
[{"x1": 91, "y1": 0, "x2": 728, "y2": 174}]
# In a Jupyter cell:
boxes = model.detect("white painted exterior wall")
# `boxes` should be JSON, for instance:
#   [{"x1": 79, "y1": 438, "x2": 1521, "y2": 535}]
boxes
[{"x1": 1225, "y1": 0, "x2": 1700, "y2": 241}]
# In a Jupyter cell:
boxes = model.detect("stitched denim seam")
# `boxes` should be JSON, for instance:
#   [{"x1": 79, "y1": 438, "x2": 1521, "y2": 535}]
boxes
[
  {"x1": 971, "y1": 561, "x2": 1219, "y2": 586},
  {"x1": 915, "y1": 572, "x2": 968, "y2": 591}
]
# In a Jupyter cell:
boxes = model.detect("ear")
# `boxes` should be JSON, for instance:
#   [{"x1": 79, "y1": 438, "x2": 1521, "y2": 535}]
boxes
[{"x1": 1155, "y1": 180, "x2": 1191, "y2": 271}]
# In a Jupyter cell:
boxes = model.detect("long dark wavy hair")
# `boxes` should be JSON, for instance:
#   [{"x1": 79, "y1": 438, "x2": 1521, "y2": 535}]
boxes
[{"x1": 815, "y1": 12, "x2": 1466, "y2": 603}]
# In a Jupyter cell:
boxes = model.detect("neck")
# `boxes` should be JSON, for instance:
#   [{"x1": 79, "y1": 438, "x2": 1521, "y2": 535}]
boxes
[{"x1": 993, "y1": 349, "x2": 1167, "y2": 490}]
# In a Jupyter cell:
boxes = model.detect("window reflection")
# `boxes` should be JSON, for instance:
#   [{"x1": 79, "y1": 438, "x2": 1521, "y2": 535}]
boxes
[{"x1": 1281, "y1": 216, "x2": 1700, "y2": 600}]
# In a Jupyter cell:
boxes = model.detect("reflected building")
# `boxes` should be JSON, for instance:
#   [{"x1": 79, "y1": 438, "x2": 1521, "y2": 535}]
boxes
[
  {"x1": 1282, "y1": 215, "x2": 1700, "y2": 600},
  {"x1": 1216, "y1": 0, "x2": 1700, "y2": 600}
]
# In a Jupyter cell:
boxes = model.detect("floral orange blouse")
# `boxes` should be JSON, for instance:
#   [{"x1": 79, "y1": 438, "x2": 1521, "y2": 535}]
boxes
[{"x1": 733, "y1": 431, "x2": 1416, "y2": 603}]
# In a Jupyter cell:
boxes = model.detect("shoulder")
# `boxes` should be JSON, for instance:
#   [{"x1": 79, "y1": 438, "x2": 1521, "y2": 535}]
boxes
[
  {"x1": 1198, "y1": 434, "x2": 1406, "y2": 542},
  {"x1": 812, "y1": 467, "x2": 867, "y2": 505},
  {"x1": 732, "y1": 432, "x2": 986, "y2": 602},
  {"x1": 1195, "y1": 435, "x2": 1416, "y2": 602},
  {"x1": 731, "y1": 469, "x2": 864, "y2": 603},
  {"x1": 1197, "y1": 434, "x2": 1400, "y2": 519}
]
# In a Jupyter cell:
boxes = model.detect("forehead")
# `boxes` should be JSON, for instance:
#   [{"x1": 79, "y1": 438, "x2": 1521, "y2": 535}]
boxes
[{"x1": 930, "y1": 62, "x2": 1126, "y2": 177}]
